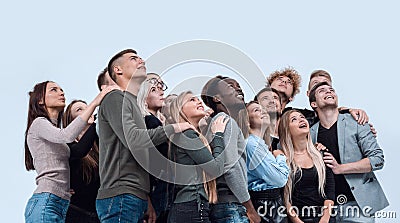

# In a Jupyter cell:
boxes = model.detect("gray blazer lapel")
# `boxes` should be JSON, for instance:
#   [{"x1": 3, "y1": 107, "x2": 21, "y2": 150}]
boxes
[
  {"x1": 337, "y1": 114, "x2": 346, "y2": 163},
  {"x1": 310, "y1": 122, "x2": 319, "y2": 143}
]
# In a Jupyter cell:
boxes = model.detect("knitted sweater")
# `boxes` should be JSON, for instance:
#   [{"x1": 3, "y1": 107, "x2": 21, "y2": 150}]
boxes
[{"x1": 27, "y1": 116, "x2": 86, "y2": 200}]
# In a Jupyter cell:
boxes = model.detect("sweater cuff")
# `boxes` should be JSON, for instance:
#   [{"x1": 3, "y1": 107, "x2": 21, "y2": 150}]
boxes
[{"x1": 163, "y1": 124, "x2": 175, "y2": 137}]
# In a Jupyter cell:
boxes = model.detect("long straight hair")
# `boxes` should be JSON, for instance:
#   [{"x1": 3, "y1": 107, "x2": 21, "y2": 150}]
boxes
[
  {"x1": 278, "y1": 110, "x2": 326, "y2": 205},
  {"x1": 169, "y1": 91, "x2": 218, "y2": 203},
  {"x1": 24, "y1": 81, "x2": 63, "y2": 171},
  {"x1": 63, "y1": 100, "x2": 99, "y2": 184}
]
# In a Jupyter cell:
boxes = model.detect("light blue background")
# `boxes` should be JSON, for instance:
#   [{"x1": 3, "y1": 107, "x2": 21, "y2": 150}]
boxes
[{"x1": 0, "y1": 1, "x2": 398, "y2": 222}]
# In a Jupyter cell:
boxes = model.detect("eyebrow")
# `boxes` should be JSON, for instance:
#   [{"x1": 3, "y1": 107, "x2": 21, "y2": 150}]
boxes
[{"x1": 129, "y1": 55, "x2": 138, "y2": 60}]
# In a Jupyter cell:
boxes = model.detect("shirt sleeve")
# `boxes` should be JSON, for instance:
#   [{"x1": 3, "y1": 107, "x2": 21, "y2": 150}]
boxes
[
  {"x1": 69, "y1": 123, "x2": 98, "y2": 159},
  {"x1": 246, "y1": 137, "x2": 289, "y2": 188},
  {"x1": 30, "y1": 116, "x2": 86, "y2": 144},
  {"x1": 220, "y1": 116, "x2": 251, "y2": 203},
  {"x1": 102, "y1": 91, "x2": 175, "y2": 151},
  {"x1": 356, "y1": 120, "x2": 384, "y2": 171},
  {"x1": 175, "y1": 130, "x2": 225, "y2": 178}
]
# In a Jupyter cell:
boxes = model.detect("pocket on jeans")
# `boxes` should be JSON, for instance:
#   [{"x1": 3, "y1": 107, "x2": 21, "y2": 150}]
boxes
[{"x1": 24, "y1": 197, "x2": 39, "y2": 218}]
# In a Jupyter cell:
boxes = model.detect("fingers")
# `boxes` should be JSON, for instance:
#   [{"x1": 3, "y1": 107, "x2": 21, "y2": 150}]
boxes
[
  {"x1": 351, "y1": 109, "x2": 368, "y2": 125},
  {"x1": 369, "y1": 123, "x2": 378, "y2": 137},
  {"x1": 357, "y1": 110, "x2": 368, "y2": 125},
  {"x1": 314, "y1": 143, "x2": 326, "y2": 151}
]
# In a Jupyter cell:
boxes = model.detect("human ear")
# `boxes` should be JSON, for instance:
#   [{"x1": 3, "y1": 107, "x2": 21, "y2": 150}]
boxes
[
  {"x1": 311, "y1": 102, "x2": 317, "y2": 109},
  {"x1": 213, "y1": 95, "x2": 221, "y2": 103}
]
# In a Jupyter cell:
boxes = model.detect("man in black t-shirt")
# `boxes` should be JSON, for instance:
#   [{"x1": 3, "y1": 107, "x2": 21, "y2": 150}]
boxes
[{"x1": 309, "y1": 82, "x2": 388, "y2": 222}]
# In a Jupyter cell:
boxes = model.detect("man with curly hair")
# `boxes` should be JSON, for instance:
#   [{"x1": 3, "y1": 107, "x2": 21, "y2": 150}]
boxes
[
  {"x1": 267, "y1": 67, "x2": 302, "y2": 109},
  {"x1": 266, "y1": 68, "x2": 372, "y2": 128}
]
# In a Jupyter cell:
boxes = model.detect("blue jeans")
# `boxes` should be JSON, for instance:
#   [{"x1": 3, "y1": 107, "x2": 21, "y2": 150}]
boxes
[
  {"x1": 25, "y1": 192, "x2": 70, "y2": 223},
  {"x1": 210, "y1": 202, "x2": 249, "y2": 223},
  {"x1": 96, "y1": 194, "x2": 148, "y2": 223},
  {"x1": 168, "y1": 199, "x2": 211, "y2": 223}
]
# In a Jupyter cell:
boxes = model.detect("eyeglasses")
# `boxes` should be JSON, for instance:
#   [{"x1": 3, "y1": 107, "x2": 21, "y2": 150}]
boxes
[
  {"x1": 277, "y1": 76, "x2": 293, "y2": 86},
  {"x1": 147, "y1": 78, "x2": 168, "y2": 91}
]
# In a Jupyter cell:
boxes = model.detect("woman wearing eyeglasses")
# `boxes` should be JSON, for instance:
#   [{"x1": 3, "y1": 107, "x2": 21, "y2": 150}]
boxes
[{"x1": 137, "y1": 73, "x2": 171, "y2": 222}]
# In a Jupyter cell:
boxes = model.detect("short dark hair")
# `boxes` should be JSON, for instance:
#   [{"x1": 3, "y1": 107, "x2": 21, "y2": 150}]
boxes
[
  {"x1": 107, "y1": 49, "x2": 137, "y2": 82},
  {"x1": 308, "y1": 81, "x2": 331, "y2": 108},
  {"x1": 97, "y1": 67, "x2": 108, "y2": 91},
  {"x1": 201, "y1": 75, "x2": 226, "y2": 116}
]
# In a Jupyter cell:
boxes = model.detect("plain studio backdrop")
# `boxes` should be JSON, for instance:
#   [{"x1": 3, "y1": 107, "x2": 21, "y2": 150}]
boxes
[{"x1": 0, "y1": 1, "x2": 398, "y2": 222}]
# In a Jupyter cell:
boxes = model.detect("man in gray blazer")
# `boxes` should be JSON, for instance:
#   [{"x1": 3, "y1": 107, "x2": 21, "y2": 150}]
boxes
[{"x1": 308, "y1": 81, "x2": 388, "y2": 222}]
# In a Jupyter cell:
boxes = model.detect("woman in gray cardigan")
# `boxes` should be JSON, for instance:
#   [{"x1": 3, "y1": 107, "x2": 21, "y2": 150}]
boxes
[
  {"x1": 24, "y1": 81, "x2": 116, "y2": 223},
  {"x1": 167, "y1": 91, "x2": 228, "y2": 223}
]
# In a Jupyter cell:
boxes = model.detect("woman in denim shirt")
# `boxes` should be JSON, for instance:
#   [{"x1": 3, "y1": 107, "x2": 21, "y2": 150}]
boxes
[{"x1": 245, "y1": 101, "x2": 289, "y2": 223}]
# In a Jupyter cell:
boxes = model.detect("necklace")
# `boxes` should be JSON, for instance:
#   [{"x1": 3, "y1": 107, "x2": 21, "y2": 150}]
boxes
[{"x1": 294, "y1": 151, "x2": 307, "y2": 155}]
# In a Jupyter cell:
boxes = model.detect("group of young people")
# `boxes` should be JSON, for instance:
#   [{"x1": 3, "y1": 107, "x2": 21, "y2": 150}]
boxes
[{"x1": 24, "y1": 49, "x2": 388, "y2": 223}]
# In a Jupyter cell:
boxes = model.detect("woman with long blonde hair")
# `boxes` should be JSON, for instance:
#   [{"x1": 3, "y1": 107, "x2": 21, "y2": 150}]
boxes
[
  {"x1": 245, "y1": 101, "x2": 289, "y2": 223},
  {"x1": 167, "y1": 91, "x2": 228, "y2": 223},
  {"x1": 137, "y1": 74, "x2": 172, "y2": 222},
  {"x1": 278, "y1": 110, "x2": 335, "y2": 223}
]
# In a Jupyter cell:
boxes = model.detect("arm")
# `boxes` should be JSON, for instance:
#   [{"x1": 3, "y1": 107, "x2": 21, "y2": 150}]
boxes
[
  {"x1": 143, "y1": 195, "x2": 156, "y2": 223},
  {"x1": 33, "y1": 117, "x2": 86, "y2": 143},
  {"x1": 221, "y1": 117, "x2": 260, "y2": 223},
  {"x1": 319, "y1": 167, "x2": 335, "y2": 223},
  {"x1": 323, "y1": 121, "x2": 384, "y2": 174},
  {"x1": 243, "y1": 200, "x2": 261, "y2": 223},
  {"x1": 338, "y1": 107, "x2": 369, "y2": 125},
  {"x1": 102, "y1": 92, "x2": 175, "y2": 150},
  {"x1": 286, "y1": 202, "x2": 304, "y2": 223},
  {"x1": 246, "y1": 138, "x2": 289, "y2": 188},
  {"x1": 177, "y1": 130, "x2": 225, "y2": 177},
  {"x1": 319, "y1": 200, "x2": 334, "y2": 223},
  {"x1": 220, "y1": 117, "x2": 251, "y2": 203},
  {"x1": 324, "y1": 153, "x2": 372, "y2": 174},
  {"x1": 69, "y1": 123, "x2": 98, "y2": 159}
]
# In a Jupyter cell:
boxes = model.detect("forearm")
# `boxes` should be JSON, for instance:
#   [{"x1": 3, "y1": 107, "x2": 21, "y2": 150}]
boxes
[
  {"x1": 337, "y1": 158, "x2": 372, "y2": 174},
  {"x1": 79, "y1": 101, "x2": 97, "y2": 122},
  {"x1": 320, "y1": 200, "x2": 334, "y2": 223},
  {"x1": 69, "y1": 124, "x2": 97, "y2": 159},
  {"x1": 242, "y1": 199, "x2": 261, "y2": 223},
  {"x1": 286, "y1": 203, "x2": 303, "y2": 223}
]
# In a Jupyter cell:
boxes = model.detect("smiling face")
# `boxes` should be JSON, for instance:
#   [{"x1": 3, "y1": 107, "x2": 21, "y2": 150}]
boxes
[
  {"x1": 247, "y1": 102, "x2": 270, "y2": 130},
  {"x1": 216, "y1": 79, "x2": 244, "y2": 108},
  {"x1": 223, "y1": 78, "x2": 244, "y2": 101},
  {"x1": 288, "y1": 111, "x2": 309, "y2": 138},
  {"x1": 181, "y1": 93, "x2": 207, "y2": 122},
  {"x1": 258, "y1": 90, "x2": 282, "y2": 114},
  {"x1": 44, "y1": 82, "x2": 65, "y2": 113},
  {"x1": 311, "y1": 85, "x2": 338, "y2": 110}
]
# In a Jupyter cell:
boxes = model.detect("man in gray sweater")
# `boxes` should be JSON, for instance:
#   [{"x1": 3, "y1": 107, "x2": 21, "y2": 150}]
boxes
[{"x1": 96, "y1": 49, "x2": 192, "y2": 223}]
